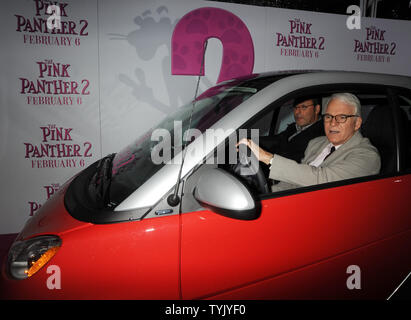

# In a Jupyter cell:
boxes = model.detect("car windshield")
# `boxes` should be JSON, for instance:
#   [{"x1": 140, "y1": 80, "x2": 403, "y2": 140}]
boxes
[{"x1": 93, "y1": 74, "x2": 288, "y2": 208}]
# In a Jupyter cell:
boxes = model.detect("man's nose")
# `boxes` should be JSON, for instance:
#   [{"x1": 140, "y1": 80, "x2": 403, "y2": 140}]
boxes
[{"x1": 329, "y1": 116, "x2": 339, "y2": 126}]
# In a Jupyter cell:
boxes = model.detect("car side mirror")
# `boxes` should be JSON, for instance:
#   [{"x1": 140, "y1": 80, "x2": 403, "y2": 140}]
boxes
[{"x1": 193, "y1": 168, "x2": 260, "y2": 220}]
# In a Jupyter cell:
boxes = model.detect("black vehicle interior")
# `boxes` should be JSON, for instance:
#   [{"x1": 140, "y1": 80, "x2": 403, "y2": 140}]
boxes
[{"x1": 361, "y1": 104, "x2": 396, "y2": 175}]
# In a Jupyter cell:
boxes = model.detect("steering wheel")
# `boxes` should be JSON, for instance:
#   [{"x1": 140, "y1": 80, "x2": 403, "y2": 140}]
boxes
[{"x1": 230, "y1": 144, "x2": 269, "y2": 194}]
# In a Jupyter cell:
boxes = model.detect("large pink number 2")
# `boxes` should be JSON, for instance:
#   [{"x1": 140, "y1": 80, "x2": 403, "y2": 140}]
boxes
[{"x1": 171, "y1": 7, "x2": 254, "y2": 83}]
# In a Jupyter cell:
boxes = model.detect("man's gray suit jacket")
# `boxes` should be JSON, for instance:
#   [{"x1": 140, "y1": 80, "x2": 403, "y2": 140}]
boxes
[{"x1": 269, "y1": 131, "x2": 381, "y2": 192}]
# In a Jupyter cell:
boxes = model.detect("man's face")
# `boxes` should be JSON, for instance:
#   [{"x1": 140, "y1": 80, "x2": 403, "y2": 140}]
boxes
[
  {"x1": 293, "y1": 99, "x2": 320, "y2": 127},
  {"x1": 324, "y1": 98, "x2": 362, "y2": 146}
]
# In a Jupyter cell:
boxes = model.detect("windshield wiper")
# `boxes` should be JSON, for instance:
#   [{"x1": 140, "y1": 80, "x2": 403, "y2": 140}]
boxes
[{"x1": 89, "y1": 153, "x2": 115, "y2": 208}]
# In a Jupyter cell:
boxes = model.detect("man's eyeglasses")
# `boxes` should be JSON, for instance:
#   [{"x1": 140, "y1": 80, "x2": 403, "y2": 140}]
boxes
[
  {"x1": 323, "y1": 114, "x2": 359, "y2": 123},
  {"x1": 292, "y1": 104, "x2": 314, "y2": 111}
]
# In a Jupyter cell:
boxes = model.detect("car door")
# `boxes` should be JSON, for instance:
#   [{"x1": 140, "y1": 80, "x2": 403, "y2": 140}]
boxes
[{"x1": 179, "y1": 87, "x2": 411, "y2": 299}]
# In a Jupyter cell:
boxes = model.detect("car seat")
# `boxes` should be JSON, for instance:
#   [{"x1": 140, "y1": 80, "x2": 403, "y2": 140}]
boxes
[{"x1": 361, "y1": 104, "x2": 396, "y2": 174}]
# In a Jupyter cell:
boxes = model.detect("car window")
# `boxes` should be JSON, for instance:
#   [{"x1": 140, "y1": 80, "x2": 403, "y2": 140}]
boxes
[
  {"x1": 273, "y1": 94, "x2": 389, "y2": 136},
  {"x1": 274, "y1": 100, "x2": 294, "y2": 134},
  {"x1": 252, "y1": 109, "x2": 274, "y2": 136},
  {"x1": 236, "y1": 89, "x2": 396, "y2": 197}
]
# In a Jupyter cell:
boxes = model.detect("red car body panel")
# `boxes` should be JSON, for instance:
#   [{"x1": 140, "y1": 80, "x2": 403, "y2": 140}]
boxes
[
  {"x1": 1, "y1": 187, "x2": 180, "y2": 300},
  {"x1": 180, "y1": 175, "x2": 411, "y2": 299},
  {"x1": 206, "y1": 230, "x2": 411, "y2": 299}
]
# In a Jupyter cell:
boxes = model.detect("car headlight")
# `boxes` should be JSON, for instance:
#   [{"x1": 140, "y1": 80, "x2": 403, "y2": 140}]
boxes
[{"x1": 7, "y1": 235, "x2": 62, "y2": 280}]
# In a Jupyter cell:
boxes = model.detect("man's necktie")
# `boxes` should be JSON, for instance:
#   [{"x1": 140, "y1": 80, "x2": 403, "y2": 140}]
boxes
[{"x1": 323, "y1": 146, "x2": 336, "y2": 161}]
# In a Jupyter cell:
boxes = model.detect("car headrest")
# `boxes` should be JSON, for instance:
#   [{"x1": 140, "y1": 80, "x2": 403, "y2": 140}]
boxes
[{"x1": 361, "y1": 105, "x2": 396, "y2": 174}]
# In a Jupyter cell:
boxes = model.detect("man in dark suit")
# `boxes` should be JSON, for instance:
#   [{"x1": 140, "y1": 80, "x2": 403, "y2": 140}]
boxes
[{"x1": 259, "y1": 96, "x2": 324, "y2": 163}]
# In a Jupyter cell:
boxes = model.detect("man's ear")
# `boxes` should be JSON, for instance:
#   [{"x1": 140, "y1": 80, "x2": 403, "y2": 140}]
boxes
[
  {"x1": 354, "y1": 117, "x2": 362, "y2": 131},
  {"x1": 315, "y1": 104, "x2": 321, "y2": 115}
]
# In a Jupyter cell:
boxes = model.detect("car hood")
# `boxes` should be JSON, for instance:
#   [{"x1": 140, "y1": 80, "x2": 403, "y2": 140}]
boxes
[{"x1": 16, "y1": 182, "x2": 92, "y2": 241}]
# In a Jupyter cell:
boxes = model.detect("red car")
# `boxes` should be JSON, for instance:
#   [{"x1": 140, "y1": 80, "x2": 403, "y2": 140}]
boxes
[{"x1": 1, "y1": 71, "x2": 410, "y2": 299}]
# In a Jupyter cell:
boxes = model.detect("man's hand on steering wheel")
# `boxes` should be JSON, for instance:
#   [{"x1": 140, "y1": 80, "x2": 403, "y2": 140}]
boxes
[
  {"x1": 236, "y1": 138, "x2": 274, "y2": 165},
  {"x1": 231, "y1": 138, "x2": 271, "y2": 194}
]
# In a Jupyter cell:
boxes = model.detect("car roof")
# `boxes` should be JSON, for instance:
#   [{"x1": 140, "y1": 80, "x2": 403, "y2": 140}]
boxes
[
  {"x1": 250, "y1": 69, "x2": 410, "y2": 79},
  {"x1": 243, "y1": 70, "x2": 411, "y2": 86}
]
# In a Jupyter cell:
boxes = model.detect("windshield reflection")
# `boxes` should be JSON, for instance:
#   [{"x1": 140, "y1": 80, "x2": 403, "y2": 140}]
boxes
[{"x1": 102, "y1": 74, "x2": 284, "y2": 208}]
